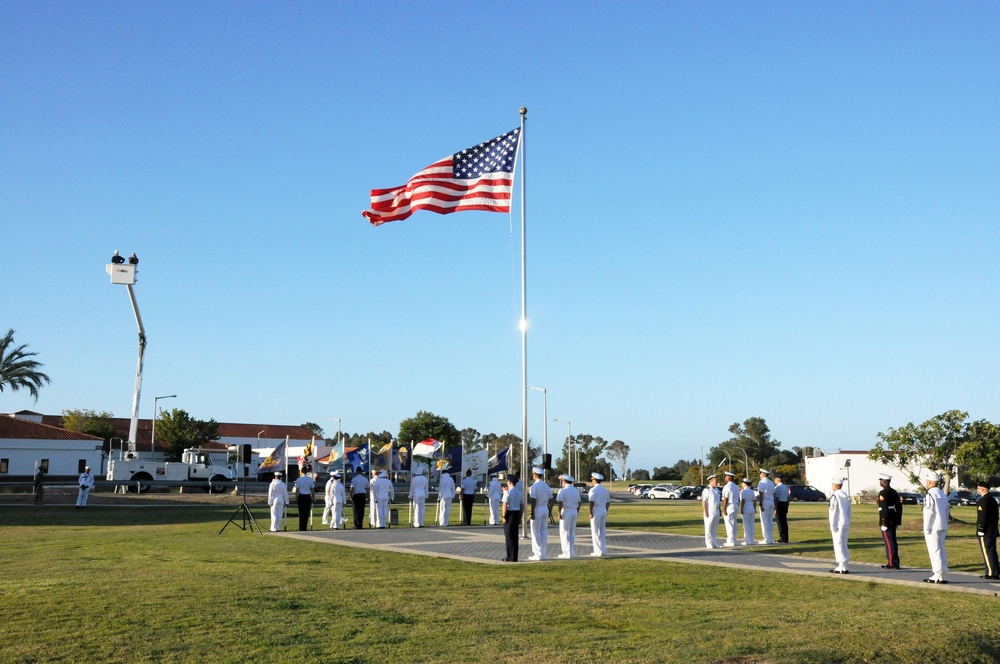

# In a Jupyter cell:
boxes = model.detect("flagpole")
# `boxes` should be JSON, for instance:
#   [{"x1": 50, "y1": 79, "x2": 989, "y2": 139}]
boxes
[{"x1": 518, "y1": 106, "x2": 530, "y2": 539}]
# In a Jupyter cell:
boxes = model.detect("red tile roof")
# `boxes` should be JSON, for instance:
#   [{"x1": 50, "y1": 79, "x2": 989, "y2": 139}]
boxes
[{"x1": 0, "y1": 415, "x2": 103, "y2": 441}]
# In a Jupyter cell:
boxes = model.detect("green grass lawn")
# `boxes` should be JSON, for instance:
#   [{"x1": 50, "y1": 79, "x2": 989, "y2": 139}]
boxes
[{"x1": 1, "y1": 494, "x2": 999, "y2": 663}]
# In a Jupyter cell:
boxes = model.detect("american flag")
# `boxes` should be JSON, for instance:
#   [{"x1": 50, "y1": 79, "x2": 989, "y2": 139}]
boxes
[{"x1": 362, "y1": 128, "x2": 520, "y2": 226}]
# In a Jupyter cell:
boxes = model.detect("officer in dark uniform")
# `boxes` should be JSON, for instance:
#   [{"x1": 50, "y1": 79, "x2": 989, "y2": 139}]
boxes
[
  {"x1": 975, "y1": 480, "x2": 999, "y2": 580},
  {"x1": 877, "y1": 472, "x2": 902, "y2": 569}
]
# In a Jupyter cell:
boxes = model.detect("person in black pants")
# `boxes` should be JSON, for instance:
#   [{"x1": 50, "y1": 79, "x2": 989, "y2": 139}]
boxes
[
  {"x1": 877, "y1": 473, "x2": 902, "y2": 569},
  {"x1": 976, "y1": 480, "x2": 999, "y2": 580},
  {"x1": 773, "y1": 475, "x2": 790, "y2": 543},
  {"x1": 350, "y1": 468, "x2": 370, "y2": 529},
  {"x1": 502, "y1": 475, "x2": 523, "y2": 562}
]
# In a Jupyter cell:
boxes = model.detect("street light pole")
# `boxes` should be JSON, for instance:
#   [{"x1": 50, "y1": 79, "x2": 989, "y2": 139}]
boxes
[
  {"x1": 328, "y1": 417, "x2": 343, "y2": 476},
  {"x1": 553, "y1": 418, "x2": 571, "y2": 478},
  {"x1": 151, "y1": 394, "x2": 177, "y2": 455},
  {"x1": 529, "y1": 387, "x2": 547, "y2": 481}
]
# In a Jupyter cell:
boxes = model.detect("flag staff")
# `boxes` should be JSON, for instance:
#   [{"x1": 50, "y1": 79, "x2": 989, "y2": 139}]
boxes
[{"x1": 518, "y1": 106, "x2": 530, "y2": 539}]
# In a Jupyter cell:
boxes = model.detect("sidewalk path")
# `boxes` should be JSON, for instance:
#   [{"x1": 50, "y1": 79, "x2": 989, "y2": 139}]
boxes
[{"x1": 279, "y1": 525, "x2": 1000, "y2": 597}]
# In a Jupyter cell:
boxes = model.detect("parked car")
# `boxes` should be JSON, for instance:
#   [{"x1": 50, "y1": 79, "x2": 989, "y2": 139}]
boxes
[
  {"x1": 573, "y1": 482, "x2": 589, "y2": 500},
  {"x1": 630, "y1": 484, "x2": 653, "y2": 496},
  {"x1": 680, "y1": 485, "x2": 705, "y2": 499},
  {"x1": 899, "y1": 492, "x2": 923, "y2": 505},
  {"x1": 787, "y1": 485, "x2": 826, "y2": 502},
  {"x1": 948, "y1": 490, "x2": 976, "y2": 506},
  {"x1": 647, "y1": 486, "x2": 680, "y2": 499}
]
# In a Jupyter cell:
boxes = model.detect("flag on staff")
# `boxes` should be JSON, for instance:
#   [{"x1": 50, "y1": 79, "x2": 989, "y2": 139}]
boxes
[
  {"x1": 258, "y1": 437, "x2": 288, "y2": 474},
  {"x1": 346, "y1": 444, "x2": 370, "y2": 472},
  {"x1": 372, "y1": 443, "x2": 393, "y2": 472},
  {"x1": 488, "y1": 446, "x2": 510, "y2": 474},
  {"x1": 362, "y1": 128, "x2": 521, "y2": 226},
  {"x1": 412, "y1": 438, "x2": 442, "y2": 458},
  {"x1": 317, "y1": 441, "x2": 344, "y2": 465},
  {"x1": 463, "y1": 448, "x2": 488, "y2": 476}
]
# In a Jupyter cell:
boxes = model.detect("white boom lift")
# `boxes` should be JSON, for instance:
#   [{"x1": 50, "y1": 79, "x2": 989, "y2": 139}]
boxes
[{"x1": 106, "y1": 261, "x2": 146, "y2": 448}]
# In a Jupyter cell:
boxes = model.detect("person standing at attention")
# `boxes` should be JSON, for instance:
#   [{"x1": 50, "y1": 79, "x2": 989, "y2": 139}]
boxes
[
  {"x1": 923, "y1": 472, "x2": 950, "y2": 584},
  {"x1": 774, "y1": 474, "x2": 790, "y2": 543},
  {"x1": 267, "y1": 472, "x2": 289, "y2": 532},
  {"x1": 372, "y1": 469, "x2": 394, "y2": 528},
  {"x1": 740, "y1": 478, "x2": 757, "y2": 546},
  {"x1": 975, "y1": 480, "x2": 999, "y2": 580},
  {"x1": 460, "y1": 469, "x2": 477, "y2": 526},
  {"x1": 350, "y1": 468, "x2": 370, "y2": 530},
  {"x1": 556, "y1": 474, "x2": 581, "y2": 559},
  {"x1": 294, "y1": 470, "x2": 316, "y2": 532},
  {"x1": 438, "y1": 470, "x2": 456, "y2": 526},
  {"x1": 77, "y1": 466, "x2": 95, "y2": 509},
  {"x1": 702, "y1": 474, "x2": 721, "y2": 549},
  {"x1": 328, "y1": 471, "x2": 345, "y2": 529},
  {"x1": 322, "y1": 472, "x2": 337, "y2": 526},
  {"x1": 720, "y1": 471, "x2": 739, "y2": 547},
  {"x1": 528, "y1": 467, "x2": 552, "y2": 561},
  {"x1": 502, "y1": 474, "x2": 523, "y2": 562},
  {"x1": 588, "y1": 472, "x2": 611, "y2": 556},
  {"x1": 829, "y1": 477, "x2": 851, "y2": 574},
  {"x1": 756, "y1": 469, "x2": 776, "y2": 544},
  {"x1": 487, "y1": 474, "x2": 502, "y2": 525},
  {"x1": 408, "y1": 469, "x2": 429, "y2": 527},
  {"x1": 876, "y1": 473, "x2": 902, "y2": 569}
]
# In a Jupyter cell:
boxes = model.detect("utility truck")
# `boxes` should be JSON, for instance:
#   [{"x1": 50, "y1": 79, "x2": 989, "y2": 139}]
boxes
[{"x1": 107, "y1": 441, "x2": 234, "y2": 492}]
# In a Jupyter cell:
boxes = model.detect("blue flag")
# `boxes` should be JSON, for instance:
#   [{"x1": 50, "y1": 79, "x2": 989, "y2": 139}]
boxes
[{"x1": 488, "y1": 446, "x2": 510, "y2": 474}]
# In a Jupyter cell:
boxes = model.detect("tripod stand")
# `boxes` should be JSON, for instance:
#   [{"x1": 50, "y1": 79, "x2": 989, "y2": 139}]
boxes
[{"x1": 220, "y1": 473, "x2": 262, "y2": 534}]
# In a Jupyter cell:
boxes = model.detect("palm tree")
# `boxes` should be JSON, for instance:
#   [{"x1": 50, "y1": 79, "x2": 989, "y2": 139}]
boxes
[{"x1": 0, "y1": 329, "x2": 51, "y2": 401}]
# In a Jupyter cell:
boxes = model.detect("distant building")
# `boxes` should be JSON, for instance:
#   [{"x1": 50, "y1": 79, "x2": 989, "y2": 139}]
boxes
[
  {"x1": 0, "y1": 414, "x2": 104, "y2": 479},
  {"x1": 804, "y1": 450, "x2": 923, "y2": 496}
]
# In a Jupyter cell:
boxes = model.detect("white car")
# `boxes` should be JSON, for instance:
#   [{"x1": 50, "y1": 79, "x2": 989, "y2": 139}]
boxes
[{"x1": 647, "y1": 486, "x2": 680, "y2": 499}]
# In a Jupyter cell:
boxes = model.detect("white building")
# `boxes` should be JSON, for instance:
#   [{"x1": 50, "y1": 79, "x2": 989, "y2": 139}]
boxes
[
  {"x1": 804, "y1": 450, "x2": 923, "y2": 497},
  {"x1": 0, "y1": 414, "x2": 104, "y2": 479}
]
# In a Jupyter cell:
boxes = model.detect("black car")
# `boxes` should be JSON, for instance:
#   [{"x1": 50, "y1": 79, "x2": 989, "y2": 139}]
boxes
[
  {"x1": 898, "y1": 492, "x2": 923, "y2": 505},
  {"x1": 680, "y1": 485, "x2": 705, "y2": 499},
  {"x1": 787, "y1": 485, "x2": 826, "y2": 502}
]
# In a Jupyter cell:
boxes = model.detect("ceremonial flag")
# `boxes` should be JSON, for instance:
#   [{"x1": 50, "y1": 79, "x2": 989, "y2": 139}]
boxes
[
  {"x1": 488, "y1": 446, "x2": 510, "y2": 474},
  {"x1": 257, "y1": 437, "x2": 288, "y2": 474},
  {"x1": 346, "y1": 444, "x2": 370, "y2": 472},
  {"x1": 317, "y1": 441, "x2": 344, "y2": 465},
  {"x1": 373, "y1": 443, "x2": 393, "y2": 472},
  {"x1": 463, "y1": 449, "x2": 488, "y2": 477},
  {"x1": 362, "y1": 128, "x2": 521, "y2": 226},
  {"x1": 412, "y1": 438, "x2": 442, "y2": 458},
  {"x1": 303, "y1": 437, "x2": 314, "y2": 458},
  {"x1": 444, "y1": 446, "x2": 463, "y2": 473}
]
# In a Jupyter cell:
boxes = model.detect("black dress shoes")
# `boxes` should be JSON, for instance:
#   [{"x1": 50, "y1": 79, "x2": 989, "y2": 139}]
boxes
[{"x1": 979, "y1": 575, "x2": 999, "y2": 580}]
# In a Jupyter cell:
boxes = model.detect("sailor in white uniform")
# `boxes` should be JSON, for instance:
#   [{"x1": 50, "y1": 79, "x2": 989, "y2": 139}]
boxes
[
  {"x1": 588, "y1": 472, "x2": 611, "y2": 556},
  {"x1": 267, "y1": 472, "x2": 289, "y2": 532},
  {"x1": 372, "y1": 470, "x2": 394, "y2": 528},
  {"x1": 556, "y1": 474, "x2": 581, "y2": 559},
  {"x1": 829, "y1": 477, "x2": 851, "y2": 573},
  {"x1": 528, "y1": 467, "x2": 553, "y2": 561},
  {"x1": 739, "y1": 478, "x2": 757, "y2": 545},
  {"x1": 76, "y1": 466, "x2": 95, "y2": 509},
  {"x1": 329, "y1": 471, "x2": 345, "y2": 529},
  {"x1": 923, "y1": 472, "x2": 950, "y2": 583},
  {"x1": 322, "y1": 473, "x2": 337, "y2": 525},
  {"x1": 702, "y1": 474, "x2": 721, "y2": 549},
  {"x1": 409, "y1": 471, "x2": 429, "y2": 527},
  {"x1": 720, "y1": 471, "x2": 739, "y2": 547},
  {"x1": 756, "y1": 469, "x2": 776, "y2": 544},
  {"x1": 438, "y1": 471, "x2": 456, "y2": 526},
  {"x1": 487, "y1": 475, "x2": 502, "y2": 525}
]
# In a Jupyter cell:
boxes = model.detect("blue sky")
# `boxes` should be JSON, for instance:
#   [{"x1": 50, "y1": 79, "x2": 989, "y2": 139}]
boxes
[{"x1": 3, "y1": 2, "x2": 998, "y2": 473}]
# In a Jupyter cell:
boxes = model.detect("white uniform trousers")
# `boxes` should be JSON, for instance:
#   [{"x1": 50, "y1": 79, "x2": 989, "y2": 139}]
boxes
[
  {"x1": 270, "y1": 502, "x2": 285, "y2": 532},
  {"x1": 438, "y1": 499, "x2": 452, "y2": 526},
  {"x1": 760, "y1": 500, "x2": 775, "y2": 543},
  {"x1": 76, "y1": 487, "x2": 90, "y2": 507},
  {"x1": 489, "y1": 498, "x2": 501, "y2": 525},
  {"x1": 559, "y1": 508, "x2": 578, "y2": 558},
  {"x1": 412, "y1": 498, "x2": 426, "y2": 527},
  {"x1": 723, "y1": 510, "x2": 738, "y2": 546},
  {"x1": 375, "y1": 499, "x2": 390, "y2": 528},
  {"x1": 704, "y1": 512, "x2": 720, "y2": 549},
  {"x1": 530, "y1": 507, "x2": 549, "y2": 560},
  {"x1": 832, "y1": 527, "x2": 850, "y2": 568},
  {"x1": 741, "y1": 507, "x2": 756, "y2": 545},
  {"x1": 322, "y1": 501, "x2": 333, "y2": 525},
  {"x1": 925, "y1": 530, "x2": 949, "y2": 579},
  {"x1": 590, "y1": 509, "x2": 608, "y2": 556},
  {"x1": 330, "y1": 501, "x2": 343, "y2": 529}
]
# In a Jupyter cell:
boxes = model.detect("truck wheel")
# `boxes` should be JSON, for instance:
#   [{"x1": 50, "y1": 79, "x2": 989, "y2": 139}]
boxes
[
  {"x1": 130, "y1": 473, "x2": 153, "y2": 493},
  {"x1": 208, "y1": 475, "x2": 228, "y2": 493}
]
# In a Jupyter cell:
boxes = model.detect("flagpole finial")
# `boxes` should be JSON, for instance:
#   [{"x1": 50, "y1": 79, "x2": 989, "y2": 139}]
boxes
[{"x1": 519, "y1": 106, "x2": 527, "y2": 117}]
